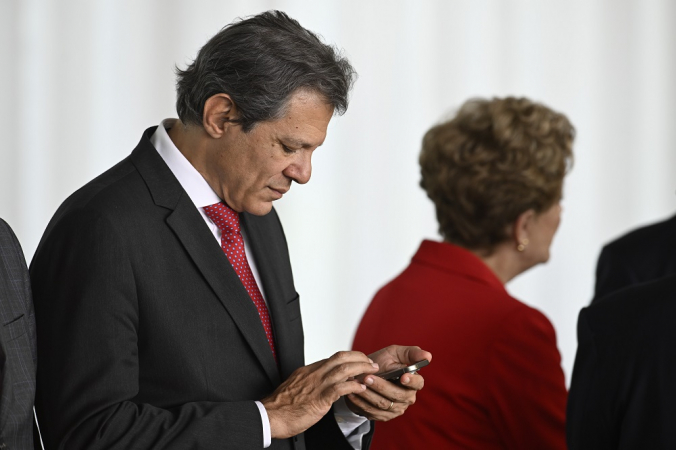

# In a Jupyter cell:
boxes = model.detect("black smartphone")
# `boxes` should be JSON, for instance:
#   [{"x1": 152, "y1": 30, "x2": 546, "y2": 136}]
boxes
[{"x1": 378, "y1": 359, "x2": 430, "y2": 382}]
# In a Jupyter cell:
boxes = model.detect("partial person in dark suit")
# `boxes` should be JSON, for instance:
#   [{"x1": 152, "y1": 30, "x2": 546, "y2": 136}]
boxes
[
  {"x1": 353, "y1": 97, "x2": 574, "y2": 449},
  {"x1": 568, "y1": 274, "x2": 676, "y2": 449},
  {"x1": 0, "y1": 219, "x2": 37, "y2": 450},
  {"x1": 593, "y1": 214, "x2": 676, "y2": 302},
  {"x1": 30, "y1": 11, "x2": 430, "y2": 450}
]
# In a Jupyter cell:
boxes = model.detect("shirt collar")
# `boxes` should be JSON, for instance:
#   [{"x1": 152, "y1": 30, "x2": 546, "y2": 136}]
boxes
[{"x1": 151, "y1": 118, "x2": 222, "y2": 208}]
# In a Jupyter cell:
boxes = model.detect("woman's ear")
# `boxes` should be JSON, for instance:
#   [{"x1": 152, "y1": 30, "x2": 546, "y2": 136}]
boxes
[
  {"x1": 513, "y1": 209, "x2": 536, "y2": 252},
  {"x1": 202, "y1": 93, "x2": 239, "y2": 138}
]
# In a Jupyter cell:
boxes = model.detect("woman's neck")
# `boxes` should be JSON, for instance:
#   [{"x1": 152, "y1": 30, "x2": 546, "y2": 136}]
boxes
[{"x1": 468, "y1": 242, "x2": 530, "y2": 285}]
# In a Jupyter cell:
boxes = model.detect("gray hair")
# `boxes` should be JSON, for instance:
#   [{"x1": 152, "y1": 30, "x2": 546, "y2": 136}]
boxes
[{"x1": 175, "y1": 10, "x2": 357, "y2": 132}]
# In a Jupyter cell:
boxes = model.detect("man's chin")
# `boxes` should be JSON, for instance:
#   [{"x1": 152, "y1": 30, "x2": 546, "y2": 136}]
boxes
[{"x1": 244, "y1": 201, "x2": 275, "y2": 216}]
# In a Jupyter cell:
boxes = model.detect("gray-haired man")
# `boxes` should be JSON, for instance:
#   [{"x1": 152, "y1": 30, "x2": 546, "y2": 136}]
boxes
[{"x1": 31, "y1": 11, "x2": 430, "y2": 449}]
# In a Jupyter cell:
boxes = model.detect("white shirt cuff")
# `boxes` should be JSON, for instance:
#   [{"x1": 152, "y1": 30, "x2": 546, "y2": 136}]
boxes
[
  {"x1": 255, "y1": 400, "x2": 272, "y2": 448},
  {"x1": 333, "y1": 397, "x2": 371, "y2": 449},
  {"x1": 256, "y1": 397, "x2": 371, "y2": 449}
]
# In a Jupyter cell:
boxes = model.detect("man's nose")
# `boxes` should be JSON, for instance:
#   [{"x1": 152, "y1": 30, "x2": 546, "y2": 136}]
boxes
[{"x1": 285, "y1": 151, "x2": 312, "y2": 185}]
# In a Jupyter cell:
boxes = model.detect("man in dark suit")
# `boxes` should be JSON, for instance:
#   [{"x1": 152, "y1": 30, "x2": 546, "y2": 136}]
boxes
[
  {"x1": 567, "y1": 274, "x2": 676, "y2": 448},
  {"x1": 593, "y1": 214, "x2": 676, "y2": 302},
  {"x1": 0, "y1": 219, "x2": 37, "y2": 450},
  {"x1": 30, "y1": 11, "x2": 430, "y2": 450}
]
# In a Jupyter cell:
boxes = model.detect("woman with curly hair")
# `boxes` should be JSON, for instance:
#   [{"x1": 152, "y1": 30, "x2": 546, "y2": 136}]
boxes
[{"x1": 353, "y1": 97, "x2": 574, "y2": 449}]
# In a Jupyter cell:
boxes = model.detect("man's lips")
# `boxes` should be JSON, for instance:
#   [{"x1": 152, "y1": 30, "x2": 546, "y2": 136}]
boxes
[{"x1": 269, "y1": 187, "x2": 289, "y2": 198}]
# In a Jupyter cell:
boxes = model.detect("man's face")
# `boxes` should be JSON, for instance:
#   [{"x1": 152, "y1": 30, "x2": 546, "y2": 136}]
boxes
[{"x1": 208, "y1": 90, "x2": 334, "y2": 215}]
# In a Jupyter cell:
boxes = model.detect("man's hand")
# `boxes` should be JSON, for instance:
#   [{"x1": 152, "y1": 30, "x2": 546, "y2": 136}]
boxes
[
  {"x1": 261, "y1": 351, "x2": 379, "y2": 439},
  {"x1": 345, "y1": 345, "x2": 432, "y2": 421}
]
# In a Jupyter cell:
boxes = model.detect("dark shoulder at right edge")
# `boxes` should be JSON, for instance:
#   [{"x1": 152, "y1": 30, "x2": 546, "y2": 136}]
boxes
[
  {"x1": 585, "y1": 273, "x2": 676, "y2": 339},
  {"x1": 602, "y1": 214, "x2": 676, "y2": 257}
]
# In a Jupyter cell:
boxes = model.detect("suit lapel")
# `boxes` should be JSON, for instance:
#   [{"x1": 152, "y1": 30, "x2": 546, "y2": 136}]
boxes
[{"x1": 130, "y1": 129, "x2": 281, "y2": 386}]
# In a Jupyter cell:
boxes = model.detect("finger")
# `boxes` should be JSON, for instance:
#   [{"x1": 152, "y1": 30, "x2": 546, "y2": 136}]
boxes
[
  {"x1": 325, "y1": 350, "x2": 378, "y2": 372},
  {"x1": 367, "y1": 346, "x2": 432, "y2": 374},
  {"x1": 361, "y1": 371, "x2": 423, "y2": 390},
  {"x1": 324, "y1": 360, "x2": 379, "y2": 384},
  {"x1": 310, "y1": 351, "x2": 368, "y2": 370},
  {"x1": 392, "y1": 345, "x2": 433, "y2": 366},
  {"x1": 398, "y1": 372, "x2": 425, "y2": 390},
  {"x1": 352, "y1": 383, "x2": 406, "y2": 411},
  {"x1": 362, "y1": 376, "x2": 418, "y2": 404},
  {"x1": 319, "y1": 351, "x2": 378, "y2": 379},
  {"x1": 325, "y1": 379, "x2": 368, "y2": 402},
  {"x1": 347, "y1": 393, "x2": 403, "y2": 422}
]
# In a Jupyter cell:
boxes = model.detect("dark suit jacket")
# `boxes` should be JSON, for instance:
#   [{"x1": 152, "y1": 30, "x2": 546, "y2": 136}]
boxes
[
  {"x1": 593, "y1": 214, "x2": 676, "y2": 303},
  {"x1": 567, "y1": 274, "x2": 676, "y2": 449},
  {"x1": 30, "y1": 128, "x2": 367, "y2": 450},
  {"x1": 0, "y1": 219, "x2": 37, "y2": 450},
  {"x1": 353, "y1": 240, "x2": 567, "y2": 449}
]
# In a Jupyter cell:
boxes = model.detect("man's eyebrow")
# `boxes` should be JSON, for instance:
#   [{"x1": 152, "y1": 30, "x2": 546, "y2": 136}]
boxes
[{"x1": 282, "y1": 137, "x2": 321, "y2": 148}]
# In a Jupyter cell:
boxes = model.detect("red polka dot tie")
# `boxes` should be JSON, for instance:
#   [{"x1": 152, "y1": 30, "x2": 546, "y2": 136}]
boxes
[{"x1": 203, "y1": 202, "x2": 277, "y2": 363}]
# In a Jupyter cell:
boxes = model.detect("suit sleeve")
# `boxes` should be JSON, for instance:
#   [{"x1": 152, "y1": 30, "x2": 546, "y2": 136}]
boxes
[
  {"x1": 593, "y1": 245, "x2": 633, "y2": 303},
  {"x1": 566, "y1": 308, "x2": 612, "y2": 450},
  {"x1": 486, "y1": 307, "x2": 567, "y2": 450},
  {"x1": 31, "y1": 209, "x2": 263, "y2": 450}
]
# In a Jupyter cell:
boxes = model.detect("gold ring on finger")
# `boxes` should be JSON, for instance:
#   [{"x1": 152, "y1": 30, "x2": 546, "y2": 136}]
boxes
[{"x1": 386, "y1": 400, "x2": 394, "y2": 411}]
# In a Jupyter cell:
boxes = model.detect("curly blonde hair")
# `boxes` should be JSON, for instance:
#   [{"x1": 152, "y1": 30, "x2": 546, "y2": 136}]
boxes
[{"x1": 420, "y1": 97, "x2": 574, "y2": 252}]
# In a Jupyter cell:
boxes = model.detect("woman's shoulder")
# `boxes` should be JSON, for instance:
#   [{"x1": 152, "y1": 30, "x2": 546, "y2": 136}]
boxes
[
  {"x1": 490, "y1": 296, "x2": 558, "y2": 347},
  {"x1": 482, "y1": 288, "x2": 550, "y2": 318}
]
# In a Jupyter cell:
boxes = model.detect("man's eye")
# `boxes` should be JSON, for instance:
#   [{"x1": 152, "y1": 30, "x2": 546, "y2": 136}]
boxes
[{"x1": 281, "y1": 144, "x2": 295, "y2": 153}]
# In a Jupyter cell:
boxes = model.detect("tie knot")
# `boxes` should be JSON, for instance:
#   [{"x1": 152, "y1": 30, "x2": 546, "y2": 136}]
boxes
[{"x1": 203, "y1": 202, "x2": 240, "y2": 235}]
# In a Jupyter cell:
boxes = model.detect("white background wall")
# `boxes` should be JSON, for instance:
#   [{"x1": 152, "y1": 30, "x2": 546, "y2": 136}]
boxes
[{"x1": 1, "y1": 0, "x2": 675, "y2": 384}]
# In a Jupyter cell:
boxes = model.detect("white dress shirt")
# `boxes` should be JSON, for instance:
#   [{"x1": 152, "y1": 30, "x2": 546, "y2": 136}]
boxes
[{"x1": 151, "y1": 119, "x2": 370, "y2": 448}]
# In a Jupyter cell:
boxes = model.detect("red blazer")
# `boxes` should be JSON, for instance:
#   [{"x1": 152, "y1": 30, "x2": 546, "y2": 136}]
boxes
[{"x1": 353, "y1": 240, "x2": 567, "y2": 449}]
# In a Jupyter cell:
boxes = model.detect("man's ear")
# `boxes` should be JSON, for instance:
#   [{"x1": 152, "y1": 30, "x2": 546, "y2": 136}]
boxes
[
  {"x1": 513, "y1": 209, "x2": 536, "y2": 250},
  {"x1": 202, "y1": 93, "x2": 239, "y2": 138}
]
